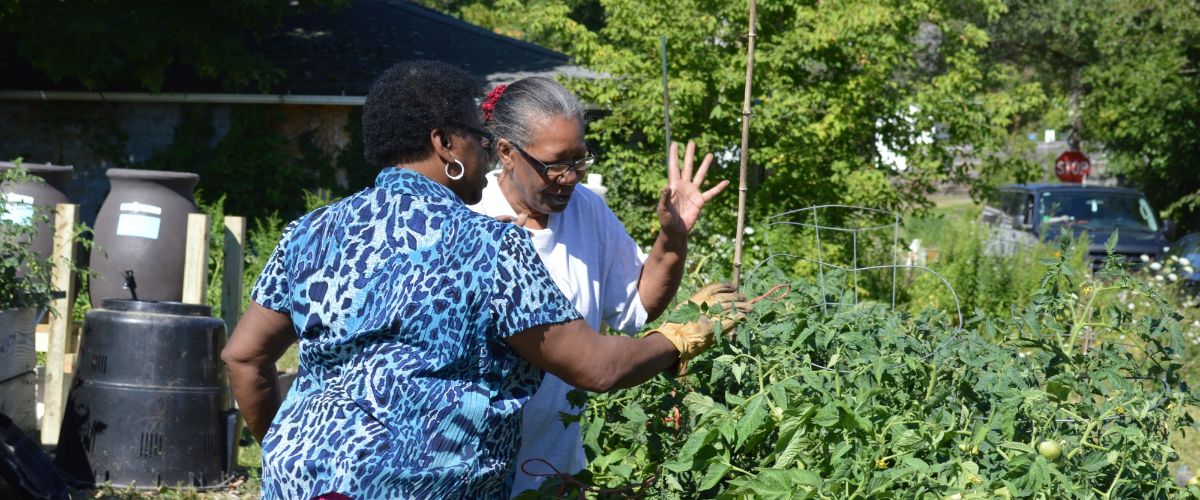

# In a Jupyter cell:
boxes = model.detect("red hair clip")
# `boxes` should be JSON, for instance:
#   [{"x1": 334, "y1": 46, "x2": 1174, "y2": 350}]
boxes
[{"x1": 482, "y1": 84, "x2": 508, "y2": 122}]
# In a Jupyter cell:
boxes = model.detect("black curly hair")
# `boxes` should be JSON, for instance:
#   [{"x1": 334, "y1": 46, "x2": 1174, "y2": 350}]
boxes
[{"x1": 362, "y1": 60, "x2": 484, "y2": 167}]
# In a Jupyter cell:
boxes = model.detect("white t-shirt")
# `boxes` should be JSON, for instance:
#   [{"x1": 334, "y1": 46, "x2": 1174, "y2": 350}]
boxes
[{"x1": 468, "y1": 169, "x2": 649, "y2": 496}]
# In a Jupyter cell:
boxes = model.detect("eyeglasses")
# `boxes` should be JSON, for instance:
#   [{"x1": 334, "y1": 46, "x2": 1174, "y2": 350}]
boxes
[
  {"x1": 449, "y1": 123, "x2": 495, "y2": 151},
  {"x1": 512, "y1": 143, "x2": 597, "y2": 182}
]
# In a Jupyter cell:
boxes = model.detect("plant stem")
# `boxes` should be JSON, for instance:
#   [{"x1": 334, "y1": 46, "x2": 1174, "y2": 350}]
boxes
[
  {"x1": 1068, "y1": 408, "x2": 1112, "y2": 460},
  {"x1": 924, "y1": 362, "x2": 939, "y2": 402},
  {"x1": 722, "y1": 461, "x2": 752, "y2": 476},
  {"x1": 1067, "y1": 285, "x2": 1121, "y2": 353},
  {"x1": 1103, "y1": 460, "x2": 1125, "y2": 499}
]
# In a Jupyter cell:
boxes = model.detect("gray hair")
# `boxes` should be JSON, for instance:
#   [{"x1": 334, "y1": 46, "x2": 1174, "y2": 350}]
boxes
[{"x1": 486, "y1": 77, "x2": 585, "y2": 148}]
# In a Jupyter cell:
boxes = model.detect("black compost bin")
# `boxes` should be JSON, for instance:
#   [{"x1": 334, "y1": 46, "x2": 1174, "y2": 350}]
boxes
[{"x1": 54, "y1": 300, "x2": 237, "y2": 490}]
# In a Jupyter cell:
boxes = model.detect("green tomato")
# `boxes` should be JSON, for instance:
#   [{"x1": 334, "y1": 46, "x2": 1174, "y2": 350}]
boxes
[{"x1": 1037, "y1": 440, "x2": 1062, "y2": 460}]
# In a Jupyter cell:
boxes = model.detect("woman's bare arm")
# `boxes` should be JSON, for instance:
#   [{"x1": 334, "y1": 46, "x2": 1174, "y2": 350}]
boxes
[
  {"x1": 505, "y1": 319, "x2": 679, "y2": 392},
  {"x1": 221, "y1": 303, "x2": 297, "y2": 442}
]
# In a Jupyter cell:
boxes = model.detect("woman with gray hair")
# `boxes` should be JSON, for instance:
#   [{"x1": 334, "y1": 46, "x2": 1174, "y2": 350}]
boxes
[{"x1": 470, "y1": 77, "x2": 731, "y2": 496}]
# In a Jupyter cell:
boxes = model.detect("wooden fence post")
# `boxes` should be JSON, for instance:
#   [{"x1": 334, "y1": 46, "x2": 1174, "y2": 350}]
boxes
[
  {"x1": 221, "y1": 216, "x2": 245, "y2": 329},
  {"x1": 182, "y1": 213, "x2": 210, "y2": 305},
  {"x1": 41, "y1": 203, "x2": 78, "y2": 447},
  {"x1": 221, "y1": 216, "x2": 247, "y2": 466}
]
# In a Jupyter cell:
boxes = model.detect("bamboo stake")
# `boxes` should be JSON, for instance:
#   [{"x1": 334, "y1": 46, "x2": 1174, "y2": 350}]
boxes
[
  {"x1": 660, "y1": 36, "x2": 672, "y2": 164},
  {"x1": 731, "y1": 0, "x2": 758, "y2": 289}
]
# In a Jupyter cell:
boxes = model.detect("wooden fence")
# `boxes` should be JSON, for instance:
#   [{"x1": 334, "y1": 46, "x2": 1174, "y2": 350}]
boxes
[{"x1": 13, "y1": 205, "x2": 246, "y2": 450}]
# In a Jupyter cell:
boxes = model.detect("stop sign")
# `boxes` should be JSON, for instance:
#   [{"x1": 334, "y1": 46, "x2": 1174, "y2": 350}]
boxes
[{"x1": 1055, "y1": 150, "x2": 1091, "y2": 183}]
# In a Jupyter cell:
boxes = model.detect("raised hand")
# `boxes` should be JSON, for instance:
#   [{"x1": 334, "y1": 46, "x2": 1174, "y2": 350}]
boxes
[{"x1": 658, "y1": 140, "x2": 730, "y2": 239}]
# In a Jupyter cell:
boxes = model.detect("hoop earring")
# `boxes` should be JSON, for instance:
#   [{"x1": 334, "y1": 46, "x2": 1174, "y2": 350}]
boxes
[{"x1": 445, "y1": 159, "x2": 465, "y2": 180}]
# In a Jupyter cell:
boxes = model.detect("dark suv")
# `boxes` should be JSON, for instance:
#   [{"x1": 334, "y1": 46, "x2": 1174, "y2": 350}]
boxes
[{"x1": 981, "y1": 183, "x2": 1170, "y2": 265}]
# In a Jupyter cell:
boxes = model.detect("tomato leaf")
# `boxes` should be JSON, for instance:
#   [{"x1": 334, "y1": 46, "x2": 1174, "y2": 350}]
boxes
[
  {"x1": 663, "y1": 427, "x2": 715, "y2": 473},
  {"x1": 773, "y1": 424, "x2": 808, "y2": 469},
  {"x1": 736, "y1": 394, "x2": 770, "y2": 449},
  {"x1": 699, "y1": 461, "x2": 731, "y2": 491},
  {"x1": 813, "y1": 403, "x2": 840, "y2": 428},
  {"x1": 683, "y1": 392, "x2": 720, "y2": 417},
  {"x1": 892, "y1": 428, "x2": 922, "y2": 451},
  {"x1": 620, "y1": 403, "x2": 648, "y2": 425},
  {"x1": 731, "y1": 363, "x2": 747, "y2": 384}
]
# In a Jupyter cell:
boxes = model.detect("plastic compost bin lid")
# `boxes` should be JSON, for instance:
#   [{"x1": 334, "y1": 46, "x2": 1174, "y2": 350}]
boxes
[{"x1": 99, "y1": 299, "x2": 212, "y2": 317}]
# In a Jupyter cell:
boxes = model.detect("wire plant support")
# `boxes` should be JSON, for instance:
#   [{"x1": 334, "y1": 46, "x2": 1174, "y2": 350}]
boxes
[{"x1": 747, "y1": 204, "x2": 965, "y2": 328}]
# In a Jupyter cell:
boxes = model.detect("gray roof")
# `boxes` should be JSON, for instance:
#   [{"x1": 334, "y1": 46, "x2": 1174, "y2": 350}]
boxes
[{"x1": 257, "y1": 0, "x2": 598, "y2": 94}]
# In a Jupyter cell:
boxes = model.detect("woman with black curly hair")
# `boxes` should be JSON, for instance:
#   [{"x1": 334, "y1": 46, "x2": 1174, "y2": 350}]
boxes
[{"x1": 222, "y1": 60, "x2": 750, "y2": 499}]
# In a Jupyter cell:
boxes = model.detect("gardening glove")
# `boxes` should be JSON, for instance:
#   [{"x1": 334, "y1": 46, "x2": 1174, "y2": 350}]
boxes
[
  {"x1": 686, "y1": 282, "x2": 753, "y2": 336},
  {"x1": 645, "y1": 318, "x2": 716, "y2": 377},
  {"x1": 649, "y1": 283, "x2": 753, "y2": 377}
]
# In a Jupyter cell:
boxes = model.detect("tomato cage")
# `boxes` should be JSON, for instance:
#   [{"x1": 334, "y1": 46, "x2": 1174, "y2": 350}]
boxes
[{"x1": 745, "y1": 205, "x2": 963, "y2": 327}]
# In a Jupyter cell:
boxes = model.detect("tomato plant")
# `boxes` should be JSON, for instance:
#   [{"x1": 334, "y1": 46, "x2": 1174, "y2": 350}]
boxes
[{"x1": 521, "y1": 239, "x2": 1200, "y2": 499}]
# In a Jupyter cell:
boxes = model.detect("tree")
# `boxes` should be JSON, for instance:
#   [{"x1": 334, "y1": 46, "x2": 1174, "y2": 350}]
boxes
[
  {"x1": 1081, "y1": 2, "x2": 1200, "y2": 230},
  {"x1": 0, "y1": 0, "x2": 346, "y2": 92},
  {"x1": 984, "y1": 0, "x2": 1200, "y2": 231},
  {"x1": 436, "y1": 0, "x2": 1048, "y2": 272}
]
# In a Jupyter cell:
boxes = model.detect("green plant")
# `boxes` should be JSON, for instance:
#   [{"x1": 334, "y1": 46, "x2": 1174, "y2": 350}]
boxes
[
  {"x1": 901, "y1": 206, "x2": 1090, "y2": 319},
  {"x1": 0, "y1": 163, "x2": 56, "y2": 310},
  {"x1": 534, "y1": 238, "x2": 1199, "y2": 498}
]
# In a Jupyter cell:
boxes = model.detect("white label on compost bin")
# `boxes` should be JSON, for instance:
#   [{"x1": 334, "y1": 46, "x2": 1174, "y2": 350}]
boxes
[
  {"x1": 116, "y1": 213, "x2": 161, "y2": 240},
  {"x1": 1, "y1": 193, "x2": 34, "y2": 226},
  {"x1": 119, "y1": 202, "x2": 162, "y2": 215}
]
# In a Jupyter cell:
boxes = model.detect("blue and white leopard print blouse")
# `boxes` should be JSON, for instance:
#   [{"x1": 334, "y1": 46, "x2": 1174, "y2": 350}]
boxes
[{"x1": 250, "y1": 167, "x2": 580, "y2": 499}]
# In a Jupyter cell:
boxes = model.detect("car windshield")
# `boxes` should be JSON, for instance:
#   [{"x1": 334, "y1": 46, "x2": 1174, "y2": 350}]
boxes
[
  {"x1": 1169, "y1": 236, "x2": 1200, "y2": 260},
  {"x1": 1039, "y1": 191, "x2": 1159, "y2": 233}
]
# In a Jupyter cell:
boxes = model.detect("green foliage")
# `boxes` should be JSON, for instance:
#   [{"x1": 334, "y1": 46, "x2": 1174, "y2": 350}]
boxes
[
  {"x1": 139, "y1": 105, "x2": 323, "y2": 221},
  {"x1": 0, "y1": 163, "x2": 54, "y2": 309},
  {"x1": 194, "y1": 192, "x2": 230, "y2": 319},
  {"x1": 437, "y1": 0, "x2": 1047, "y2": 260},
  {"x1": 902, "y1": 206, "x2": 1089, "y2": 319},
  {"x1": 552, "y1": 244, "x2": 1199, "y2": 498},
  {"x1": 1127, "y1": 255, "x2": 1200, "y2": 388},
  {"x1": 1081, "y1": 1, "x2": 1200, "y2": 230},
  {"x1": 0, "y1": 0, "x2": 348, "y2": 92},
  {"x1": 0, "y1": 162, "x2": 93, "y2": 315},
  {"x1": 984, "y1": 0, "x2": 1200, "y2": 231}
]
